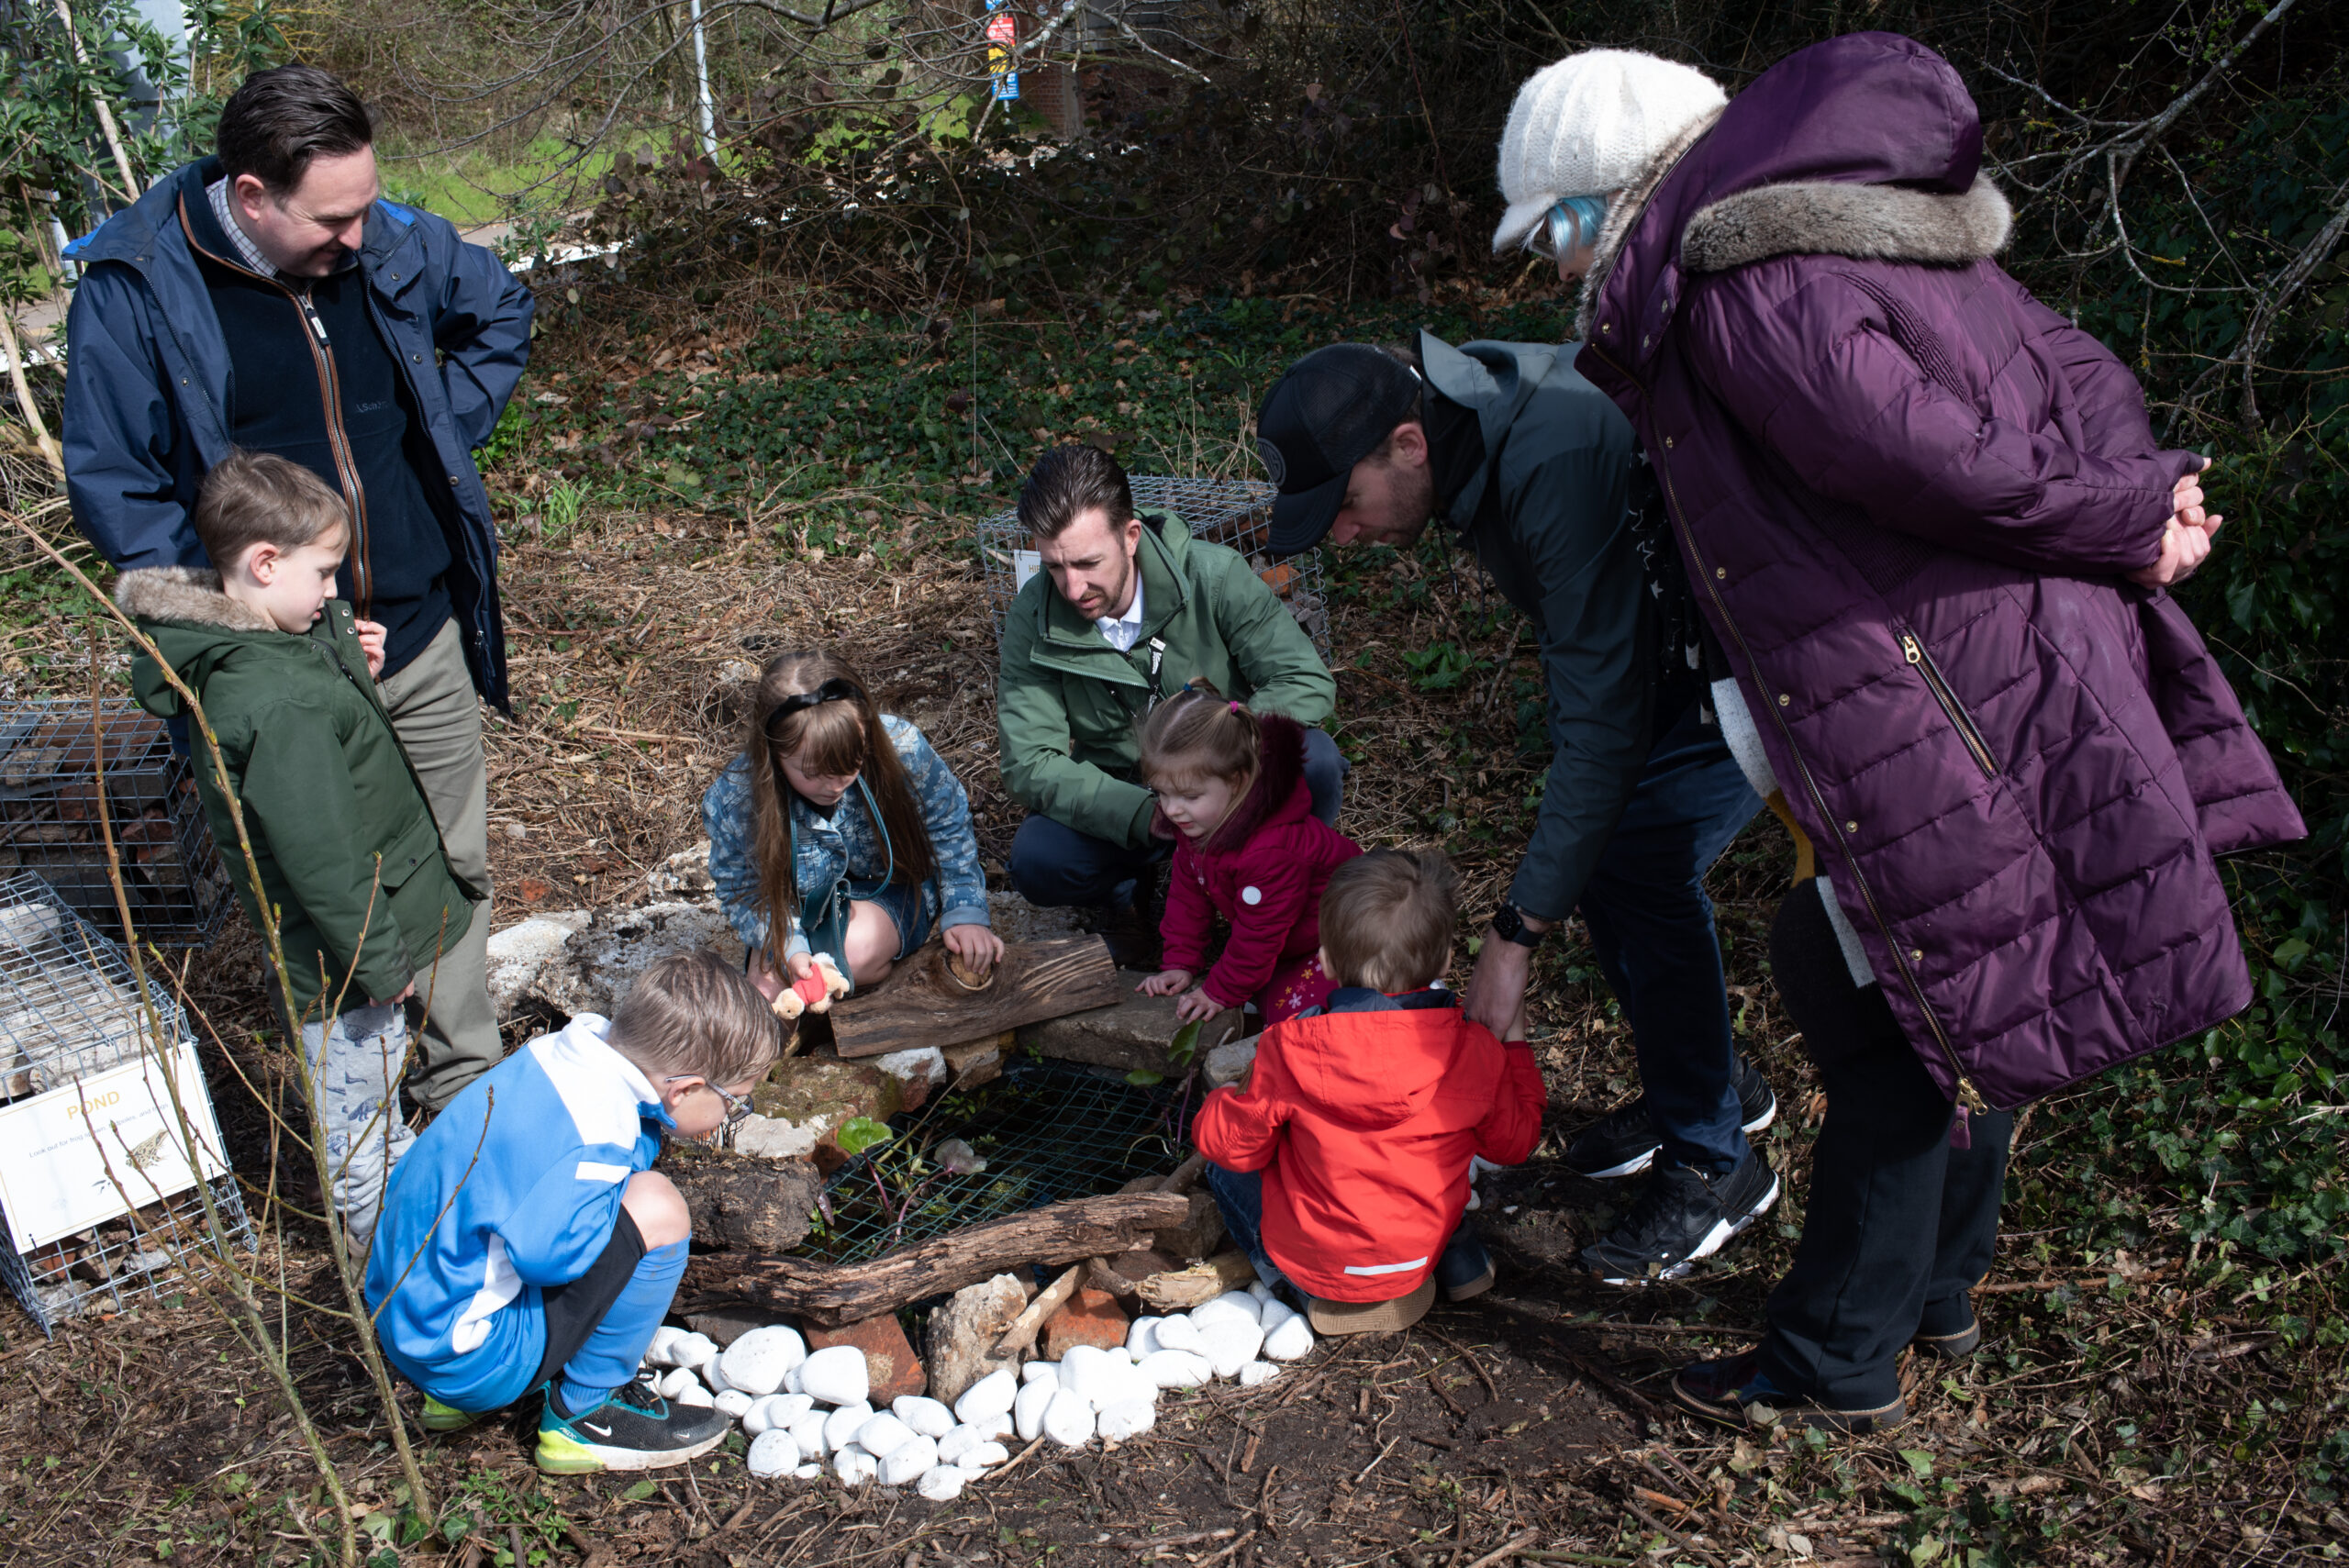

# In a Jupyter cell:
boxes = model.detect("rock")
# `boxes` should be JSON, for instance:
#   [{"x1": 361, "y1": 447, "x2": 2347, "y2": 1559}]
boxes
[
  {"x1": 1155, "y1": 1195, "x2": 1229, "y2": 1262},
  {"x1": 878, "y1": 1433, "x2": 939, "y2": 1486},
  {"x1": 1042, "y1": 1386, "x2": 1096, "y2": 1448},
  {"x1": 806, "y1": 1315, "x2": 925, "y2": 1403},
  {"x1": 952, "y1": 1367, "x2": 1019, "y2": 1425},
  {"x1": 1041, "y1": 1286, "x2": 1130, "y2": 1360},
  {"x1": 1139, "y1": 1350, "x2": 1213, "y2": 1388},
  {"x1": 1238, "y1": 1361, "x2": 1281, "y2": 1388},
  {"x1": 1152, "y1": 1315, "x2": 1204, "y2": 1355},
  {"x1": 528, "y1": 902, "x2": 746, "y2": 1020},
  {"x1": 963, "y1": 1441, "x2": 1010, "y2": 1468},
  {"x1": 793, "y1": 1462, "x2": 823, "y2": 1480},
  {"x1": 748, "y1": 1429, "x2": 799, "y2": 1479},
  {"x1": 662, "y1": 1142, "x2": 824, "y2": 1251},
  {"x1": 742, "y1": 1057, "x2": 907, "y2": 1167},
  {"x1": 656, "y1": 1365, "x2": 701, "y2": 1399},
  {"x1": 800, "y1": 1345, "x2": 873, "y2": 1407},
  {"x1": 1193, "y1": 1291, "x2": 1262, "y2": 1329},
  {"x1": 1202, "y1": 1034, "x2": 1258, "y2": 1088},
  {"x1": 484, "y1": 911, "x2": 592, "y2": 1018},
  {"x1": 673, "y1": 1383, "x2": 716, "y2": 1408},
  {"x1": 745, "y1": 1393, "x2": 814, "y2": 1435},
  {"x1": 1096, "y1": 1248, "x2": 1181, "y2": 1298},
  {"x1": 1247, "y1": 1282, "x2": 1274, "y2": 1304},
  {"x1": 893, "y1": 1396, "x2": 955, "y2": 1439},
  {"x1": 853, "y1": 1412, "x2": 917, "y2": 1459},
  {"x1": 987, "y1": 889, "x2": 1085, "y2": 944},
  {"x1": 1015, "y1": 1373, "x2": 1057, "y2": 1440},
  {"x1": 833, "y1": 1444, "x2": 878, "y2": 1486},
  {"x1": 938, "y1": 1422, "x2": 995, "y2": 1465},
  {"x1": 941, "y1": 1033, "x2": 1009, "y2": 1090},
  {"x1": 645, "y1": 1325, "x2": 690, "y2": 1366},
  {"x1": 1256, "y1": 1298, "x2": 1297, "y2": 1335},
  {"x1": 1263, "y1": 1315, "x2": 1314, "y2": 1362},
  {"x1": 1097, "y1": 1398, "x2": 1156, "y2": 1440},
  {"x1": 1125, "y1": 1318, "x2": 1162, "y2": 1357},
  {"x1": 967, "y1": 1412, "x2": 1014, "y2": 1442},
  {"x1": 1198, "y1": 1320, "x2": 1264, "y2": 1378},
  {"x1": 787, "y1": 1410, "x2": 830, "y2": 1461},
  {"x1": 1063, "y1": 1345, "x2": 1144, "y2": 1409},
  {"x1": 687, "y1": 1307, "x2": 774, "y2": 1347},
  {"x1": 1020, "y1": 1360, "x2": 1058, "y2": 1384},
  {"x1": 917, "y1": 1463, "x2": 968, "y2": 1501},
  {"x1": 872, "y1": 1047, "x2": 946, "y2": 1110},
  {"x1": 1018, "y1": 971, "x2": 1247, "y2": 1075},
  {"x1": 716, "y1": 1389, "x2": 755, "y2": 1418},
  {"x1": 646, "y1": 841, "x2": 716, "y2": 904},
  {"x1": 821, "y1": 1401, "x2": 874, "y2": 1452},
  {"x1": 784, "y1": 1362, "x2": 804, "y2": 1396},
  {"x1": 718, "y1": 1325, "x2": 807, "y2": 1396},
  {"x1": 924, "y1": 1273, "x2": 1028, "y2": 1407}
]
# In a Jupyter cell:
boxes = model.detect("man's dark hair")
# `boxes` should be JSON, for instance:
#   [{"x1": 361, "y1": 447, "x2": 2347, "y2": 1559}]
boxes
[
  {"x1": 1018, "y1": 442, "x2": 1135, "y2": 540},
  {"x1": 217, "y1": 64, "x2": 373, "y2": 195}
]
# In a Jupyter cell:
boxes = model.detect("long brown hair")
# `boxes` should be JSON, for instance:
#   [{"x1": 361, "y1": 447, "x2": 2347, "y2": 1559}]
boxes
[{"x1": 743, "y1": 651, "x2": 938, "y2": 969}]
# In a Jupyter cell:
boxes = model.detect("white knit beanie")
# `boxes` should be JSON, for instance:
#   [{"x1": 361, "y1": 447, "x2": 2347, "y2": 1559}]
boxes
[{"x1": 1492, "y1": 50, "x2": 1729, "y2": 253}]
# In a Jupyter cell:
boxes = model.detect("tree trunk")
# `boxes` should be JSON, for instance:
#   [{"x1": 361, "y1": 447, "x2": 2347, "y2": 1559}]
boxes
[{"x1": 828, "y1": 933, "x2": 1122, "y2": 1059}]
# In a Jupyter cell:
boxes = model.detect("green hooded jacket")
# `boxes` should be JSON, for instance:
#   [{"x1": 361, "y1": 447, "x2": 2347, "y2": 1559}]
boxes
[
  {"x1": 997, "y1": 508, "x2": 1337, "y2": 849},
  {"x1": 118, "y1": 567, "x2": 479, "y2": 1013}
]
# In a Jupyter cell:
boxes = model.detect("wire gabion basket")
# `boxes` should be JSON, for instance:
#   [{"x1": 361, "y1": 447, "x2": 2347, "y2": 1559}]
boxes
[
  {"x1": 977, "y1": 475, "x2": 1332, "y2": 662},
  {"x1": 0, "y1": 699, "x2": 234, "y2": 946},
  {"x1": 0, "y1": 873, "x2": 251, "y2": 1334}
]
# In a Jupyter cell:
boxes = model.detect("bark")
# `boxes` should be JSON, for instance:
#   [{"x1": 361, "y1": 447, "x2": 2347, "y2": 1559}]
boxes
[{"x1": 829, "y1": 934, "x2": 1121, "y2": 1059}]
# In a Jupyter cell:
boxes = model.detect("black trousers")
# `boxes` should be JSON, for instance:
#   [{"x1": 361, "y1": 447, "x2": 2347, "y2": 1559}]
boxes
[{"x1": 1757, "y1": 881, "x2": 2012, "y2": 1410}]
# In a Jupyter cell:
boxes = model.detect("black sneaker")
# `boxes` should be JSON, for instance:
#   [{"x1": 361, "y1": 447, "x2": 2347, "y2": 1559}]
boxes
[
  {"x1": 1564, "y1": 1055, "x2": 1778, "y2": 1180},
  {"x1": 1670, "y1": 1349, "x2": 1906, "y2": 1435},
  {"x1": 536, "y1": 1373, "x2": 732, "y2": 1473},
  {"x1": 1580, "y1": 1153, "x2": 1780, "y2": 1285}
]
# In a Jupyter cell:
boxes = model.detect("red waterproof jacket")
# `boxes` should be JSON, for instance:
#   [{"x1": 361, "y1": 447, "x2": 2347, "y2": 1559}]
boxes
[
  {"x1": 1191, "y1": 993, "x2": 1546, "y2": 1301},
  {"x1": 1161, "y1": 715, "x2": 1361, "y2": 1010}
]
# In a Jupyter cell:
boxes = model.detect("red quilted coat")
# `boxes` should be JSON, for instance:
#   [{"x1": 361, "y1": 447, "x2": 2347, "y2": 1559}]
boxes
[
  {"x1": 1161, "y1": 715, "x2": 1361, "y2": 1015},
  {"x1": 1192, "y1": 993, "x2": 1546, "y2": 1301}
]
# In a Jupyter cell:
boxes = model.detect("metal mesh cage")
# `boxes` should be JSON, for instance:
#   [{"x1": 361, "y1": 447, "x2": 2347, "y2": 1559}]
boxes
[
  {"x1": 976, "y1": 476, "x2": 1331, "y2": 661},
  {"x1": 800, "y1": 1059, "x2": 1192, "y2": 1268},
  {"x1": 0, "y1": 699, "x2": 233, "y2": 945},
  {"x1": 0, "y1": 1179, "x2": 254, "y2": 1333}
]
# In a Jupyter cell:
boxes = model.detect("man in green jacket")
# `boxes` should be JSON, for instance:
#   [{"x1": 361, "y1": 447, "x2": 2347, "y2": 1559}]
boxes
[
  {"x1": 998, "y1": 443, "x2": 1340, "y2": 912},
  {"x1": 120, "y1": 450, "x2": 479, "y2": 1260}
]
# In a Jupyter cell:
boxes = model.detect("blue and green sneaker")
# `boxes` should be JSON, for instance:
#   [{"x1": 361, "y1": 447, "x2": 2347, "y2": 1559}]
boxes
[
  {"x1": 536, "y1": 1373, "x2": 731, "y2": 1473},
  {"x1": 420, "y1": 1395, "x2": 484, "y2": 1434}
]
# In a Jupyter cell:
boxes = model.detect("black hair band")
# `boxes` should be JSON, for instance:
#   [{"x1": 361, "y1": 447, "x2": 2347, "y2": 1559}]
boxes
[{"x1": 763, "y1": 677, "x2": 864, "y2": 740}]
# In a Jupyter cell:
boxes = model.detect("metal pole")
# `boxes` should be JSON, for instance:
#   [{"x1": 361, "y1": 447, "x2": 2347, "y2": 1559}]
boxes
[{"x1": 688, "y1": 0, "x2": 717, "y2": 156}]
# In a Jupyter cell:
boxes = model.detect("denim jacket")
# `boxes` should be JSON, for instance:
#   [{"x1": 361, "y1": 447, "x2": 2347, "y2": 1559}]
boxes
[{"x1": 703, "y1": 714, "x2": 989, "y2": 958}]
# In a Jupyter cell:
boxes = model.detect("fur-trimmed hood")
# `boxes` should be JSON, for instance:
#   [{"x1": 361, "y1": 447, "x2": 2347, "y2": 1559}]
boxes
[
  {"x1": 1201, "y1": 712, "x2": 1311, "y2": 857},
  {"x1": 116, "y1": 564, "x2": 282, "y2": 634}
]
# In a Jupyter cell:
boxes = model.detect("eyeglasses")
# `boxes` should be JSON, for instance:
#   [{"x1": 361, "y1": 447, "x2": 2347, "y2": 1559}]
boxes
[
  {"x1": 667, "y1": 1075, "x2": 755, "y2": 1140},
  {"x1": 763, "y1": 677, "x2": 864, "y2": 741},
  {"x1": 1523, "y1": 195, "x2": 1610, "y2": 262}
]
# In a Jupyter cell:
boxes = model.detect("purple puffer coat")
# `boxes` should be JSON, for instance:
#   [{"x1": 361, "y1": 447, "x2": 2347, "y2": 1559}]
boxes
[{"x1": 1575, "y1": 32, "x2": 2304, "y2": 1109}]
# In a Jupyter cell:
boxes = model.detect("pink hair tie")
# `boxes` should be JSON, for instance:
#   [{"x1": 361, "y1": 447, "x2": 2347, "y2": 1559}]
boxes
[{"x1": 1230, "y1": 701, "x2": 1242, "y2": 713}]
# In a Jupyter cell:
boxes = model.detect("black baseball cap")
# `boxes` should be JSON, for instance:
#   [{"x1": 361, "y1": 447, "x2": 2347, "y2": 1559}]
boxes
[{"x1": 1253, "y1": 343, "x2": 1424, "y2": 555}]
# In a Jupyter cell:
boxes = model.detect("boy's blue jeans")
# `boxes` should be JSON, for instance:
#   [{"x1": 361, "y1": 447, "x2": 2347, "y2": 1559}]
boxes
[{"x1": 1203, "y1": 1162, "x2": 1489, "y2": 1300}]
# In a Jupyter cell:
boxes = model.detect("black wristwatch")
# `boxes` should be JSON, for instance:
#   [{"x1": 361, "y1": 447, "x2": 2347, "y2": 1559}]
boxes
[{"x1": 1489, "y1": 903, "x2": 1544, "y2": 949}]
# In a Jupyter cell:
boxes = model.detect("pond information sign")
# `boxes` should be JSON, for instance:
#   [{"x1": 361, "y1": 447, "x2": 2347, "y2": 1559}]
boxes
[{"x1": 0, "y1": 1040, "x2": 230, "y2": 1251}]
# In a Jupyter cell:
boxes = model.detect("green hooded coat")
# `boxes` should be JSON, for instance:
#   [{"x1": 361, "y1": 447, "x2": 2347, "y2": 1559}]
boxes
[
  {"x1": 118, "y1": 567, "x2": 478, "y2": 1012},
  {"x1": 996, "y1": 508, "x2": 1337, "y2": 849}
]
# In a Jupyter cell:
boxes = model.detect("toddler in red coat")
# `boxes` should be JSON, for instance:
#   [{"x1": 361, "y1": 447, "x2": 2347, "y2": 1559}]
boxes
[
  {"x1": 1136, "y1": 683, "x2": 1362, "y2": 1025},
  {"x1": 1191, "y1": 851, "x2": 1548, "y2": 1334}
]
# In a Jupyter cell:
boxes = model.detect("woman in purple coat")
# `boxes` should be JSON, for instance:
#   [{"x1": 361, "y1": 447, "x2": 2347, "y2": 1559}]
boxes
[{"x1": 1495, "y1": 34, "x2": 2304, "y2": 1430}]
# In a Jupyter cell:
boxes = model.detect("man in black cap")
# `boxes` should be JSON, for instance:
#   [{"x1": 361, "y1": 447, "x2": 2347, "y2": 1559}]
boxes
[{"x1": 1254, "y1": 332, "x2": 1778, "y2": 1284}]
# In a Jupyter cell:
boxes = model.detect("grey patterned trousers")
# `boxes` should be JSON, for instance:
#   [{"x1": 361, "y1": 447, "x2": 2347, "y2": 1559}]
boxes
[{"x1": 302, "y1": 1001, "x2": 417, "y2": 1253}]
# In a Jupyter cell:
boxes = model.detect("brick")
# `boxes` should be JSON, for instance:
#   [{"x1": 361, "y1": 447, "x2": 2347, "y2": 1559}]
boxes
[
  {"x1": 941, "y1": 1031, "x2": 1015, "y2": 1090},
  {"x1": 805, "y1": 1313, "x2": 926, "y2": 1403},
  {"x1": 1041, "y1": 1287, "x2": 1131, "y2": 1360}
]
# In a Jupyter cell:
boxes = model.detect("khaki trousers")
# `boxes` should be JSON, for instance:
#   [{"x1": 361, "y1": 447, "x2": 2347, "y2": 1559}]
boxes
[{"x1": 376, "y1": 618, "x2": 501, "y2": 1111}]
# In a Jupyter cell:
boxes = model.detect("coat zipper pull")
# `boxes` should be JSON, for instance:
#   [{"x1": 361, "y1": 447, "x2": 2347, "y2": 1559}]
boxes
[
  {"x1": 1901, "y1": 633, "x2": 1923, "y2": 665},
  {"x1": 1956, "y1": 1075, "x2": 1988, "y2": 1113}
]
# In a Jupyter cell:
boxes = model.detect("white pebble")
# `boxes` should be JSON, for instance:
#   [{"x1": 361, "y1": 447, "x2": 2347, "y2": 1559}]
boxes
[
  {"x1": 1097, "y1": 1398, "x2": 1156, "y2": 1440},
  {"x1": 792, "y1": 1462, "x2": 822, "y2": 1480},
  {"x1": 1057, "y1": 1343, "x2": 1107, "y2": 1391},
  {"x1": 718, "y1": 1326, "x2": 807, "y2": 1396},
  {"x1": 969, "y1": 1412, "x2": 1014, "y2": 1441},
  {"x1": 917, "y1": 1463, "x2": 968, "y2": 1501},
  {"x1": 938, "y1": 1422, "x2": 992, "y2": 1464},
  {"x1": 1247, "y1": 1282, "x2": 1274, "y2": 1304},
  {"x1": 822, "y1": 1400, "x2": 874, "y2": 1452},
  {"x1": 1015, "y1": 1373, "x2": 1058, "y2": 1440},
  {"x1": 878, "y1": 1433, "x2": 939, "y2": 1486},
  {"x1": 1095, "y1": 1359, "x2": 1159, "y2": 1411},
  {"x1": 1139, "y1": 1349, "x2": 1214, "y2": 1388},
  {"x1": 1192, "y1": 1292, "x2": 1261, "y2": 1329},
  {"x1": 1021, "y1": 1360, "x2": 1059, "y2": 1384},
  {"x1": 1238, "y1": 1361, "x2": 1281, "y2": 1388},
  {"x1": 673, "y1": 1331, "x2": 721, "y2": 1370},
  {"x1": 1257, "y1": 1298, "x2": 1298, "y2": 1335},
  {"x1": 704, "y1": 1360, "x2": 738, "y2": 1395},
  {"x1": 644, "y1": 1325, "x2": 689, "y2": 1366},
  {"x1": 833, "y1": 1444, "x2": 878, "y2": 1486},
  {"x1": 745, "y1": 1393, "x2": 816, "y2": 1435},
  {"x1": 1042, "y1": 1386, "x2": 1096, "y2": 1448},
  {"x1": 784, "y1": 1361, "x2": 804, "y2": 1396},
  {"x1": 798, "y1": 1345, "x2": 870, "y2": 1407},
  {"x1": 952, "y1": 1367, "x2": 1019, "y2": 1424},
  {"x1": 963, "y1": 1441, "x2": 1010, "y2": 1468},
  {"x1": 1152, "y1": 1315, "x2": 1205, "y2": 1354},
  {"x1": 1066, "y1": 1345, "x2": 1137, "y2": 1408},
  {"x1": 787, "y1": 1410, "x2": 829, "y2": 1461},
  {"x1": 893, "y1": 1396, "x2": 955, "y2": 1438},
  {"x1": 1198, "y1": 1319, "x2": 1264, "y2": 1379},
  {"x1": 747, "y1": 1429, "x2": 799, "y2": 1479},
  {"x1": 853, "y1": 1412, "x2": 917, "y2": 1459},
  {"x1": 656, "y1": 1365, "x2": 701, "y2": 1399},
  {"x1": 1125, "y1": 1318, "x2": 1163, "y2": 1357},
  {"x1": 672, "y1": 1383, "x2": 716, "y2": 1408},
  {"x1": 1263, "y1": 1314, "x2": 1315, "y2": 1362},
  {"x1": 716, "y1": 1389, "x2": 755, "y2": 1418}
]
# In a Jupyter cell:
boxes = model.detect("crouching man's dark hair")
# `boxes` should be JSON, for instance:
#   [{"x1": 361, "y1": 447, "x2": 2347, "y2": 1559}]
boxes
[
  {"x1": 217, "y1": 63, "x2": 373, "y2": 194},
  {"x1": 1017, "y1": 443, "x2": 1136, "y2": 540}
]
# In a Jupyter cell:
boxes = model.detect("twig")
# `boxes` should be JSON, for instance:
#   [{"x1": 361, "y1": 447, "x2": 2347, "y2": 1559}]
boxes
[
  {"x1": 1464, "y1": 1530, "x2": 1543, "y2": 1568},
  {"x1": 1116, "y1": 1528, "x2": 1236, "y2": 1551},
  {"x1": 1420, "y1": 1324, "x2": 1499, "y2": 1403}
]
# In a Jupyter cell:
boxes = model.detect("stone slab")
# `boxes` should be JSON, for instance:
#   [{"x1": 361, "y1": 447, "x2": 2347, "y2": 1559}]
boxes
[
  {"x1": 484, "y1": 910, "x2": 592, "y2": 1018},
  {"x1": 527, "y1": 901, "x2": 747, "y2": 1020},
  {"x1": 1017, "y1": 971, "x2": 1247, "y2": 1075}
]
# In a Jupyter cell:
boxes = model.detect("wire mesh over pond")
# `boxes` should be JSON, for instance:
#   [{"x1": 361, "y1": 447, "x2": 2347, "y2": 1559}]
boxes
[{"x1": 801, "y1": 1059, "x2": 1193, "y2": 1267}]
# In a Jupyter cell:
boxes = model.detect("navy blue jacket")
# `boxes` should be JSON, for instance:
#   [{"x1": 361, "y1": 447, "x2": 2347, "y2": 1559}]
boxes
[{"x1": 62, "y1": 157, "x2": 531, "y2": 710}]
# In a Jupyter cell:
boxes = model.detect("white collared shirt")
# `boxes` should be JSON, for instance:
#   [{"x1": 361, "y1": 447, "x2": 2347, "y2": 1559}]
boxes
[{"x1": 1097, "y1": 576, "x2": 1146, "y2": 651}]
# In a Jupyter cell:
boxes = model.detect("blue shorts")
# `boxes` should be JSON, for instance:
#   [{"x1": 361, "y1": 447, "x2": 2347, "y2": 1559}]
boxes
[{"x1": 855, "y1": 873, "x2": 936, "y2": 961}]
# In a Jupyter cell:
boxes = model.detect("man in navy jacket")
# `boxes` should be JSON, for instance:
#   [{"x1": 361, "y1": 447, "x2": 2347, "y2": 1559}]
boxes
[{"x1": 64, "y1": 63, "x2": 532, "y2": 1110}]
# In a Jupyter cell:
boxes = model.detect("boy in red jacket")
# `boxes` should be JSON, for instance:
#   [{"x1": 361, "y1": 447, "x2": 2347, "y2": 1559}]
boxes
[{"x1": 1191, "y1": 851, "x2": 1547, "y2": 1333}]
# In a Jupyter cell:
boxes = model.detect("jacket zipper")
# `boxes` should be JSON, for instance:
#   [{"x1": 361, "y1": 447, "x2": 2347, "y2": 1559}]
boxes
[
  {"x1": 180, "y1": 195, "x2": 374, "y2": 616},
  {"x1": 1898, "y1": 630, "x2": 1997, "y2": 778},
  {"x1": 1586, "y1": 342, "x2": 1987, "y2": 1110}
]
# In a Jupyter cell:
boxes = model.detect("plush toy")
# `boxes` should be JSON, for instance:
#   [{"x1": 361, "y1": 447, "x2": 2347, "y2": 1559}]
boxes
[{"x1": 772, "y1": 952, "x2": 852, "y2": 1020}]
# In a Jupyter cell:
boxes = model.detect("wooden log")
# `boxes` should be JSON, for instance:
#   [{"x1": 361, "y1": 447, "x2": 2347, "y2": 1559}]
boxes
[
  {"x1": 829, "y1": 934, "x2": 1122, "y2": 1060},
  {"x1": 994, "y1": 1262, "x2": 1084, "y2": 1355},
  {"x1": 680, "y1": 1190, "x2": 1189, "y2": 1327},
  {"x1": 1136, "y1": 1250, "x2": 1260, "y2": 1313}
]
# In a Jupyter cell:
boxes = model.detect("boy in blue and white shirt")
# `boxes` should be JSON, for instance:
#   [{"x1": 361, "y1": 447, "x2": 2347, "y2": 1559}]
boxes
[{"x1": 365, "y1": 951, "x2": 778, "y2": 1472}]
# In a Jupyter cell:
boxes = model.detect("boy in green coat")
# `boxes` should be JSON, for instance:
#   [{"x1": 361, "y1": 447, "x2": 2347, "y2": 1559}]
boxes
[{"x1": 120, "y1": 450, "x2": 480, "y2": 1257}]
